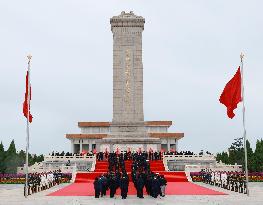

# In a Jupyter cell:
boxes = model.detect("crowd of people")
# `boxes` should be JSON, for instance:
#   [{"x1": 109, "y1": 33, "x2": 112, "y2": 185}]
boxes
[
  {"x1": 49, "y1": 149, "x2": 207, "y2": 158},
  {"x1": 94, "y1": 172, "x2": 129, "y2": 199},
  {"x1": 163, "y1": 151, "x2": 194, "y2": 155},
  {"x1": 96, "y1": 150, "x2": 163, "y2": 162},
  {"x1": 164, "y1": 150, "x2": 212, "y2": 155},
  {"x1": 131, "y1": 152, "x2": 167, "y2": 198},
  {"x1": 93, "y1": 151, "x2": 167, "y2": 199},
  {"x1": 94, "y1": 152, "x2": 129, "y2": 199},
  {"x1": 199, "y1": 169, "x2": 247, "y2": 194},
  {"x1": 50, "y1": 151, "x2": 94, "y2": 157},
  {"x1": 24, "y1": 170, "x2": 69, "y2": 196}
]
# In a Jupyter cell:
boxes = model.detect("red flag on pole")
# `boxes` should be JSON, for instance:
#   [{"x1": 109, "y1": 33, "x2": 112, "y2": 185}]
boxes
[
  {"x1": 23, "y1": 71, "x2": 33, "y2": 122},
  {"x1": 219, "y1": 67, "x2": 242, "y2": 119}
]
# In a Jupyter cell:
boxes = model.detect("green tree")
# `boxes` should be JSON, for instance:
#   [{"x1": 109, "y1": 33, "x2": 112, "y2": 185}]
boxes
[
  {"x1": 216, "y1": 138, "x2": 263, "y2": 172},
  {"x1": 2, "y1": 140, "x2": 45, "y2": 174},
  {"x1": 36, "y1": 154, "x2": 44, "y2": 163},
  {"x1": 6, "y1": 140, "x2": 16, "y2": 155},
  {"x1": 246, "y1": 140, "x2": 254, "y2": 172},
  {"x1": 4, "y1": 140, "x2": 20, "y2": 174},
  {"x1": 216, "y1": 151, "x2": 230, "y2": 164},
  {"x1": 228, "y1": 137, "x2": 244, "y2": 167},
  {"x1": 18, "y1": 150, "x2": 26, "y2": 167},
  {"x1": 0, "y1": 142, "x2": 5, "y2": 173},
  {"x1": 254, "y1": 139, "x2": 263, "y2": 172}
]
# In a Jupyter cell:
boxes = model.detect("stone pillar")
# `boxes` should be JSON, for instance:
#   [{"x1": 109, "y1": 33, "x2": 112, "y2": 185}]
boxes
[
  {"x1": 71, "y1": 140, "x2": 74, "y2": 153},
  {"x1": 80, "y1": 140, "x2": 83, "y2": 153},
  {"x1": 89, "y1": 142, "x2": 92, "y2": 152},
  {"x1": 111, "y1": 11, "x2": 145, "y2": 124},
  {"x1": 157, "y1": 143, "x2": 161, "y2": 152},
  {"x1": 167, "y1": 139, "x2": 171, "y2": 152},
  {"x1": 176, "y1": 139, "x2": 178, "y2": 152},
  {"x1": 143, "y1": 144, "x2": 147, "y2": 152},
  {"x1": 99, "y1": 11, "x2": 161, "y2": 150},
  {"x1": 110, "y1": 144, "x2": 113, "y2": 152}
]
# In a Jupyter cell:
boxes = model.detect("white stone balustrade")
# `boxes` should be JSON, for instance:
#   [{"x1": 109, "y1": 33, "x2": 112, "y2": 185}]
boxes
[
  {"x1": 185, "y1": 164, "x2": 242, "y2": 173},
  {"x1": 163, "y1": 154, "x2": 216, "y2": 161},
  {"x1": 44, "y1": 155, "x2": 95, "y2": 162},
  {"x1": 17, "y1": 155, "x2": 96, "y2": 174},
  {"x1": 163, "y1": 154, "x2": 216, "y2": 171}
]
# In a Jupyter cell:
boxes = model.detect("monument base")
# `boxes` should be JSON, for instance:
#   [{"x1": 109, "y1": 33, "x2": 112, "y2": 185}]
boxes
[{"x1": 97, "y1": 137, "x2": 161, "y2": 152}]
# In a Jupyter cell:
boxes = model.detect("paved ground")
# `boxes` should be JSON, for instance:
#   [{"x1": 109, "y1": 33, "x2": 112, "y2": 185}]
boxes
[{"x1": 0, "y1": 183, "x2": 262, "y2": 205}]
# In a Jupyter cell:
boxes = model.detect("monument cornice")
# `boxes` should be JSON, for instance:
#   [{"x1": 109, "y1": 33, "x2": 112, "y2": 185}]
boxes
[
  {"x1": 78, "y1": 121, "x2": 173, "y2": 127},
  {"x1": 110, "y1": 11, "x2": 145, "y2": 30},
  {"x1": 66, "y1": 134, "x2": 108, "y2": 139},
  {"x1": 78, "y1": 122, "x2": 110, "y2": 127},
  {"x1": 66, "y1": 132, "x2": 184, "y2": 139}
]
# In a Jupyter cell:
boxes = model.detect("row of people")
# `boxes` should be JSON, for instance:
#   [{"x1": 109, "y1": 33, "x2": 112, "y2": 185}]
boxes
[
  {"x1": 50, "y1": 151, "x2": 94, "y2": 156},
  {"x1": 199, "y1": 169, "x2": 247, "y2": 194},
  {"x1": 50, "y1": 150, "x2": 207, "y2": 158},
  {"x1": 164, "y1": 151, "x2": 194, "y2": 155},
  {"x1": 24, "y1": 170, "x2": 67, "y2": 196},
  {"x1": 94, "y1": 172, "x2": 129, "y2": 199},
  {"x1": 96, "y1": 151, "x2": 162, "y2": 161},
  {"x1": 164, "y1": 150, "x2": 212, "y2": 155}
]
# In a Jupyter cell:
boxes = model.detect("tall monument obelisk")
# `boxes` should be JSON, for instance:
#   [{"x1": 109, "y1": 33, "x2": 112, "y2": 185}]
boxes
[{"x1": 100, "y1": 11, "x2": 161, "y2": 152}]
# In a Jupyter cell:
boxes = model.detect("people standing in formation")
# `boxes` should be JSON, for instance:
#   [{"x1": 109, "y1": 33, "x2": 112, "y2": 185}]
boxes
[
  {"x1": 93, "y1": 151, "x2": 167, "y2": 199},
  {"x1": 93, "y1": 152, "x2": 129, "y2": 199},
  {"x1": 199, "y1": 169, "x2": 247, "y2": 194},
  {"x1": 24, "y1": 169, "x2": 68, "y2": 196},
  {"x1": 131, "y1": 152, "x2": 167, "y2": 198}
]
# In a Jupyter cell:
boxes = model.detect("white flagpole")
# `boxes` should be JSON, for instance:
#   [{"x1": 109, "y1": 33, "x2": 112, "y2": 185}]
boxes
[
  {"x1": 240, "y1": 52, "x2": 249, "y2": 196},
  {"x1": 25, "y1": 54, "x2": 32, "y2": 198}
]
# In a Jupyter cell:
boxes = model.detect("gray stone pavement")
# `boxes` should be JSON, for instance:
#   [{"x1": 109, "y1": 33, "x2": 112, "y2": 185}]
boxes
[{"x1": 0, "y1": 183, "x2": 262, "y2": 205}]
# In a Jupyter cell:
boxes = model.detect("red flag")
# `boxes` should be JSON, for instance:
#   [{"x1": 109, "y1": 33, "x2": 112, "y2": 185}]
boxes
[
  {"x1": 23, "y1": 71, "x2": 33, "y2": 122},
  {"x1": 219, "y1": 67, "x2": 242, "y2": 119}
]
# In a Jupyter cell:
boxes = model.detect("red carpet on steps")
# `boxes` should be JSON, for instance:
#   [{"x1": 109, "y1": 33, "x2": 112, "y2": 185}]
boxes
[
  {"x1": 74, "y1": 171, "x2": 188, "y2": 183},
  {"x1": 86, "y1": 160, "x2": 188, "y2": 182},
  {"x1": 48, "y1": 160, "x2": 226, "y2": 196},
  {"x1": 48, "y1": 182, "x2": 227, "y2": 196}
]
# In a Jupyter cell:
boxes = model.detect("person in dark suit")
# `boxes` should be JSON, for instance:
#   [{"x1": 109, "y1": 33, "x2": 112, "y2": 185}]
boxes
[
  {"x1": 136, "y1": 174, "x2": 144, "y2": 198},
  {"x1": 109, "y1": 174, "x2": 117, "y2": 198},
  {"x1": 120, "y1": 173, "x2": 129, "y2": 199},
  {"x1": 93, "y1": 177, "x2": 100, "y2": 198},
  {"x1": 100, "y1": 175, "x2": 107, "y2": 197},
  {"x1": 151, "y1": 176, "x2": 160, "y2": 198}
]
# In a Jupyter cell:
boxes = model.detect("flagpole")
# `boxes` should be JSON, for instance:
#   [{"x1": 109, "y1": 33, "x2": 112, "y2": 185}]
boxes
[
  {"x1": 240, "y1": 52, "x2": 249, "y2": 196},
  {"x1": 25, "y1": 54, "x2": 32, "y2": 198}
]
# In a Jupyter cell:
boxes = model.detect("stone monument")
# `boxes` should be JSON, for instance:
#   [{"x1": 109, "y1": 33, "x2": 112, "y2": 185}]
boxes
[
  {"x1": 99, "y1": 11, "x2": 161, "y2": 152},
  {"x1": 65, "y1": 11, "x2": 184, "y2": 153}
]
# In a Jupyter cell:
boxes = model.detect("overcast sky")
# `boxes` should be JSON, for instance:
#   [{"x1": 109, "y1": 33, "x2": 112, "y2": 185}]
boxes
[{"x1": 0, "y1": 0, "x2": 262, "y2": 155}]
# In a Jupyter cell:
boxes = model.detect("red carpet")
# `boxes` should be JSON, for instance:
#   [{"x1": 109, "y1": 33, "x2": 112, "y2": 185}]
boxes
[
  {"x1": 49, "y1": 160, "x2": 226, "y2": 196},
  {"x1": 48, "y1": 182, "x2": 227, "y2": 196},
  {"x1": 94, "y1": 160, "x2": 166, "y2": 172},
  {"x1": 77, "y1": 160, "x2": 187, "y2": 183},
  {"x1": 74, "y1": 171, "x2": 188, "y2": 183}
]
